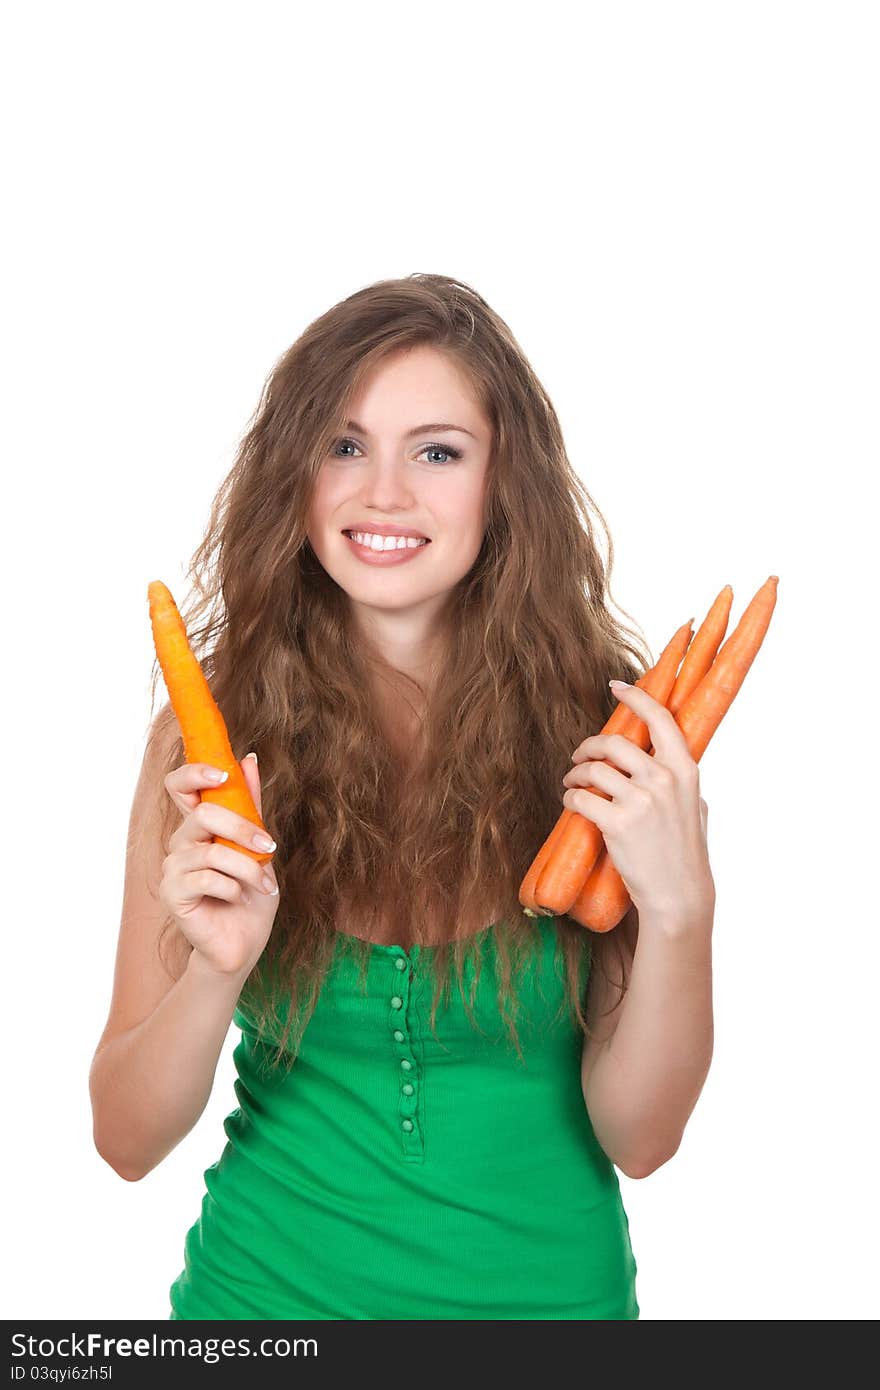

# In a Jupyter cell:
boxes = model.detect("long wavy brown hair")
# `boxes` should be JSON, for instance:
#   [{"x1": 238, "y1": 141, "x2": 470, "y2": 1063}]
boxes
[{"x1": 143, "y1": 272, "x2": 653, "y2": 1072}]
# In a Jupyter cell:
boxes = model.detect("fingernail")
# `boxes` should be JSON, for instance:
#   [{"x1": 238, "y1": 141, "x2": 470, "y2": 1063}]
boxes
[
  {"x1": 246, "y1": 751, "x2": 258, "y2": 764},
  {"x1": 609, "y1": 679, "x2": 630, "y2": 688},
  {"x1": 206, "y1": 768, "x2": 228, "y2": 782}
]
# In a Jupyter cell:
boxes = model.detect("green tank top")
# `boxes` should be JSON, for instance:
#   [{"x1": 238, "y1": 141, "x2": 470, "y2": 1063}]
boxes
[{"x1": 168, "y1": 914, "x2": 639, "y2": 1320}]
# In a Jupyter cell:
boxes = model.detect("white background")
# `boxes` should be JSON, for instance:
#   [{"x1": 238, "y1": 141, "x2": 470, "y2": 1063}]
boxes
[{"x1": 3, "y1": 1, "x2": 877, "y2": 1322}]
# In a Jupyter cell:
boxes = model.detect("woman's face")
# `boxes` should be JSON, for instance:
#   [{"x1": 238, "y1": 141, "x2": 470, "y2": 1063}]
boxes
[{"x1": 306, "y1": 345, "x2": 493, "y2": 633}]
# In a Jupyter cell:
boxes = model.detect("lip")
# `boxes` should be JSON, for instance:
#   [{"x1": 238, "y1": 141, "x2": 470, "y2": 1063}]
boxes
[{"x1": 342, "y1": 530, "x2": 431, "y2": 565}]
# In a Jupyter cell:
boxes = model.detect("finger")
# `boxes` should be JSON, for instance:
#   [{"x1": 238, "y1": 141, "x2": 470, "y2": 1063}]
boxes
[
  {"x1": 165, "y1": 761, "x2": 229, "y2": 818},
  {"x1": 176, "y1": 866, "x2": 245, "y2": 911},
  {"x1": 174, "y1": 799, "x2": 271, "y2": 852},
  {"x1": 561, "y1": 783, "x2": 619, "y2": 834},
  {"x1": 569, "y1": 734, "x2": 656, "y2": 784},
  {"x1": 241, "y1": 751, "x2": 262, "y2": 820},
  {"x1": 563, "y1": 755, "x2": 637, "y2": 800},
  {"x1": 182, "y1": 842, "x2": 277, "y2": 896},
  {"x1": 608, "y1": 681, "x2": 695, "y2": 773}
]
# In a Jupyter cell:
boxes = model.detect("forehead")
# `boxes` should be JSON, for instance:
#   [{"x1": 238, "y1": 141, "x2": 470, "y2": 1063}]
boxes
[{"x1": 350, "y1": 347, "x2": 486, "y2": 429}]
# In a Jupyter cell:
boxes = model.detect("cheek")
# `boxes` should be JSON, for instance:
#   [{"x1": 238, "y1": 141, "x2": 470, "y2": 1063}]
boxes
[
  {"x1": 306, "y1": 475, "x2": 345, "y2": 535},
  {"x1": 443, "y1": 478, "x2": 487, "y2": 533},
  {"x1": 309, "y1": 472, "x2": 336, "y2": 512}
]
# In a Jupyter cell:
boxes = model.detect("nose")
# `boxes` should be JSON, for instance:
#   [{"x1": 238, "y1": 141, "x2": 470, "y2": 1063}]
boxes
[{"x1": 359, "y1": 456, "x2": 419, "y2": 509}]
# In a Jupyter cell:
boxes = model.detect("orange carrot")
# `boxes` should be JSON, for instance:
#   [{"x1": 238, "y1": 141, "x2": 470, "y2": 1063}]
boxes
[
  {"x1": 521, "y1": 587, "x2": 731, "y2": 917},
  {"x1": 667, "y1": 573, "x2": 779, "y2": 762},
  {"x1": 520, "y1": 814, "x2": 572, "y2": 917},
  {"x1": 565, "y1": 849, "x2": 623, "y2": 933},
  {"x1": 568, "y1": 574, "x2": 779, "y2": 933},
  {"x1": 147, "y1": 580, "x2": 273, "y2": 865},
  {"x1": 520, "y1": 695, "x2": 664, "y2": 916},
  {"x1": 667, "y1": 584, "x2": 733, "y2": 718},
  {"x1": 520, "y1": 695, "x2": 660, "y2": 916},
  {"x1": 526, "y1": 619, "x2": 695, "y2": 916}
]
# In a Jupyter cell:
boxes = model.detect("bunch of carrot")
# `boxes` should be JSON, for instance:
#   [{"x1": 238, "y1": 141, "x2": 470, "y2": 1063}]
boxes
[
  {"x1": 147, "y1": 580, "x2": 274, "y2": 865},
  {"x1": 520, "y1": 574, "x2": 779, "y2": 932}
]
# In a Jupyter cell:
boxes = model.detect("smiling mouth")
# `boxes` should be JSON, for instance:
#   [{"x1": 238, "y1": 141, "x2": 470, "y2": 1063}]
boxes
[{"x1": 342, "y1": 530, "x2": 431, "y2": 549}]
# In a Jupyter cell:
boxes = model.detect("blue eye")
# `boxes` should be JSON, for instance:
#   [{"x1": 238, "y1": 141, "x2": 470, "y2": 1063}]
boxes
[
  {"x1": 332, "y1": 438, "x2": 463, "y2": 465},
  {"x1": 421, "y1": 444, "x2": 463, "y2": 464}
]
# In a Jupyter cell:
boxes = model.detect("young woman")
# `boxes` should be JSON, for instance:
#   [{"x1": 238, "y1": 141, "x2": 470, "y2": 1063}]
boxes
[{"x1": 89, "y1": 273, "x2": 715, "y2": 1321}]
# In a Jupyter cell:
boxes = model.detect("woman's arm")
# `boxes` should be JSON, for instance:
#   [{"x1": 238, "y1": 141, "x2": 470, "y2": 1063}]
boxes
[
  {"x1": 566, "y1": 679, "x2": 717, "y2": 1179},
  {"x1": 89, "y1": 713, "x2": 254, "y2": 1181},
  {"x1": 581, "y1": 901, "x2": 714, "y2": 1178},
  {"x1": 90, "y1": 950, "x2": 251, "y2": 1181}
]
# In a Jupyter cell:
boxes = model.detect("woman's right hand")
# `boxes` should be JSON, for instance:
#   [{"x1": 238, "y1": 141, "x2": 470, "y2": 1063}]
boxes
[{"x1": 159, "y1": 752, "x2": 281, "y2": 980}]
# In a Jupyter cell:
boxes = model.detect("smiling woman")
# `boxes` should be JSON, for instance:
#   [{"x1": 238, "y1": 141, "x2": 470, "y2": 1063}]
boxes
[
  {"x1": 306, "y1": 345, "x2": 494, "y2": 635},
  {"x1": 95, "y1": 272, "x2": 652, "y2": 1322}
]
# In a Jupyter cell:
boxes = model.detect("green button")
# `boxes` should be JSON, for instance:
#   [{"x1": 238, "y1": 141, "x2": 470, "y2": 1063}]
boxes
[
  {"x1": 401, "y1": 1119, "x2": 414, "y2": 1133},
  {"x1": 400, "y1": 1058, "x2": 412, "y2": 1070},
  {"x1": 393, "y1": 1030, "x2": 405, "y2": 1043},
  {"x1": 390, "y1": 996, "x2": 403, "y2": 1009},
  {"x1": 394, "y1": 957, "x2": 407, "y2": 971},
  {"x1": 402, "y1": 1083, "x2": 414, "y2": 1096}
]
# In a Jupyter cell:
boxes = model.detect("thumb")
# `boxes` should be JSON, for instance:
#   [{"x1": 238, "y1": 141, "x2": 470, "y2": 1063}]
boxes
[{"x1": 241, "y1": 750, "x2": 262, "y2": 821}]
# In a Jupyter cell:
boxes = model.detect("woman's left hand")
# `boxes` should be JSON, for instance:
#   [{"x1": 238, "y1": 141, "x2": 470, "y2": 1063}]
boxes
[{"x1": 561, "y1": 680, "x2": 715, "y2": 921}]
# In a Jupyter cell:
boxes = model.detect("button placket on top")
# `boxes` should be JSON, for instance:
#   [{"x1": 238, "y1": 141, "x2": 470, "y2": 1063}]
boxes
[{"x1": 388, "y1": 946, "x2": 424, "y2": 1160}]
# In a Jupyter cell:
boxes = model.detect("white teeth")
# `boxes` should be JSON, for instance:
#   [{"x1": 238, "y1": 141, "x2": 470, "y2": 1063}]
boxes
[{"x1": 347, "y1": 530, "x2": 427, "y2": 550}]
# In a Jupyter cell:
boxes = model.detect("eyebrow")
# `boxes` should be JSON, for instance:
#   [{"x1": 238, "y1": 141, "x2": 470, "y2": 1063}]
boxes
[{"x1": 343, "y1": 419, "x2": 477, "y2": 440}]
